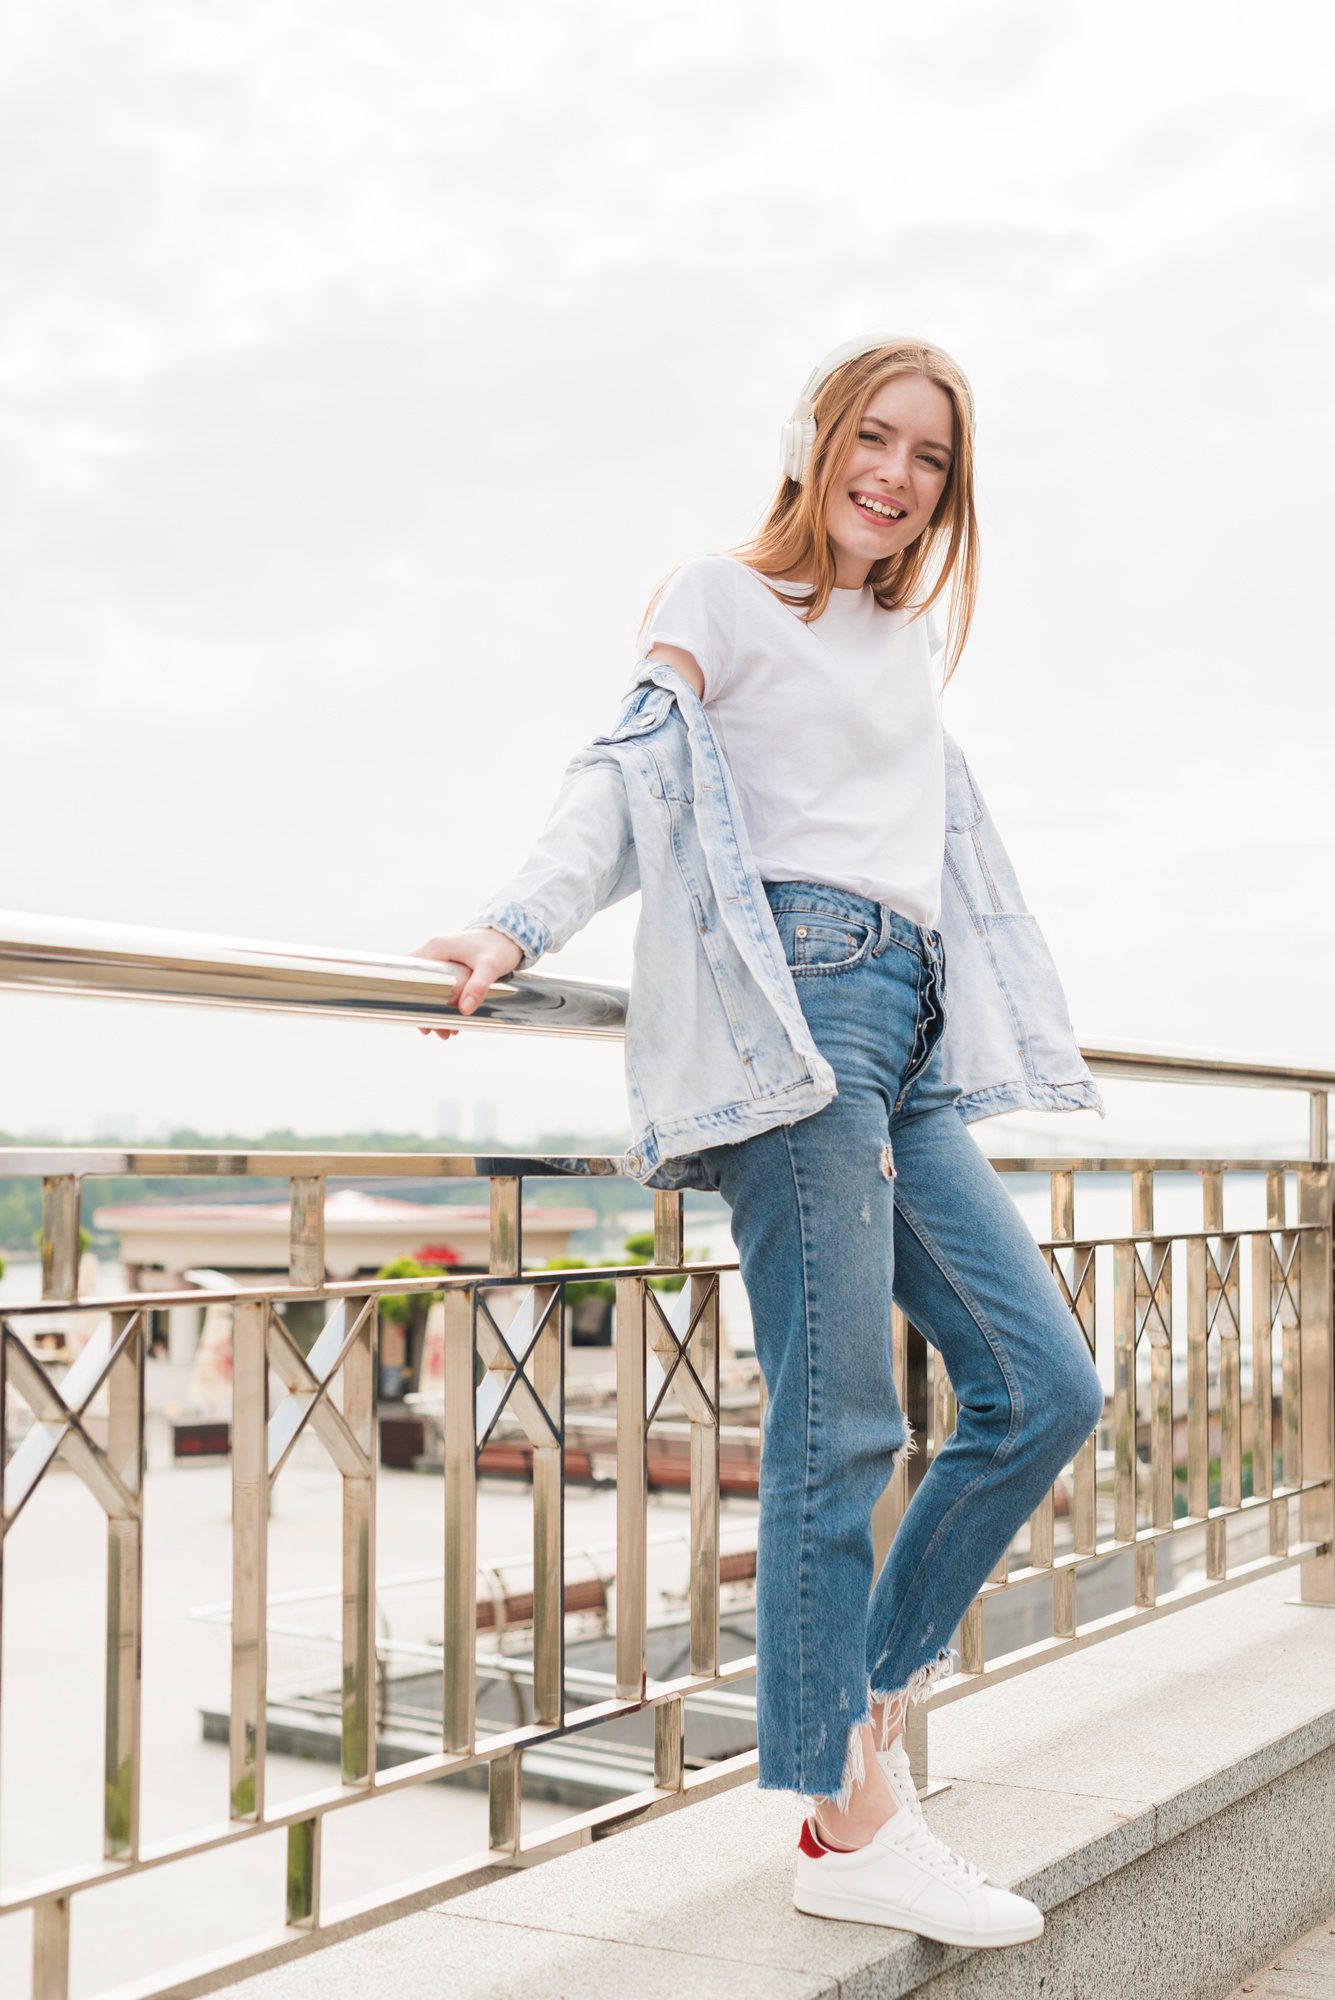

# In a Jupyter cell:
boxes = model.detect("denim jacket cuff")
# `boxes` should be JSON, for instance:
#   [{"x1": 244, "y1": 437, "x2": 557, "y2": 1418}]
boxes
[{"x1": 465, "y1": 901, "x2": 552, "y2": 973}]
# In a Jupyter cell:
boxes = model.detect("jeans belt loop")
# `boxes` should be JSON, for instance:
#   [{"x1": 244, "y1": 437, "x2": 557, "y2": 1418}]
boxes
[{"x1": 873, "y1": 902, "x2": 891, "y2": 957}]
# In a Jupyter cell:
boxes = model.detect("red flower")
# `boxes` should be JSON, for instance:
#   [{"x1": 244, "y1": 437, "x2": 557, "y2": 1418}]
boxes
[{"x1": 416, "y1": 1243, "x2": 461, "y2": 1267}]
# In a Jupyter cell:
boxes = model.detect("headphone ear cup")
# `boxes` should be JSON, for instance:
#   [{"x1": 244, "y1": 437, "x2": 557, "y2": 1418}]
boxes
[{"x1": 778, "y1": 414, "x2": 816, "y2": 485}]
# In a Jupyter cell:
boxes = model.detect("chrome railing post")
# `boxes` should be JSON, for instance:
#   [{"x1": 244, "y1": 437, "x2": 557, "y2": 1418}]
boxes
[
  {"x1": 1025, "y1": 1181, "x2": 1068, "y2": 1580},
  {"x1": 653, "y1": 1697, "x2": 685, "y2": 1791},
  {"x1": 340, "y1": 1296, "x2": 378, "y2": 1787},
  {"x1": 40, "y1": 1175, "x2": 80, "y2": 1301},
  {"x1": 490, "y1": 1174, "x2": 522, "y2": 1277},
  {"x1": 1055, "y1": 1166, "x2": 1097, "y2": 1568},
  {"x1": 1299, "y1": 1092, "x2": 1334, "y2": 1604},
  {"x1": 104, "y1": 1307, "x2": 145, "y2": 1860},
  {"x1": 443, "y1": 1282, "x2": 477, "y2": 1754},
  {"x1": 488, "y1": 1748, "x2": 522, "y2": 1856},
  {"x1": 229, "y1": 1298, "x2": 269, "y2": 1820},
  {"x1": 289, "y1": 1175, "x2": 326, "y2": 1287},
  {"x1": 870, "y1": 1306, "x2": 906, "y2": 1576},
  {"x1": 33, "y1": 1895, "x2": 70, "y2": 2000},
  {"x1": 1276, "y1": 1172, "x2": 1304, "y2": 1504},
  {"x1": 1113, "y1": 1234, "x2": 1138, "y2": 1550},
  {"x1": 285, "y1": 1815, "x2": 322, "y2": 1930},
  {"x1": 687, "y1": 1272, "x2": 721, "y2": 1679},
  {"x1": 614, "y1": 1272, "x2": 648, "y2": 1701},
  {"x1": 529, "y1": 1280, "x2": 564, "y2": 1728},
  {"x1": 898, "y1": 1311, "x2": 934, "y2": 1789},
  {"x1": 1048, "y1": 1169, "x2": 1083, "y2": 1641}
]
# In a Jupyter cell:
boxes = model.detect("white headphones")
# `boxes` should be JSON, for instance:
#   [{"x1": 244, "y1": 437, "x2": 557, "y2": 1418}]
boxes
[{"x1": 778, "y1": 333, "x2": 976, "y2": 485}]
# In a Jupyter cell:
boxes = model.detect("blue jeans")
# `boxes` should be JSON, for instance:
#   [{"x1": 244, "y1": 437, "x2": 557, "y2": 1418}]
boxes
[{"x1": 699, "y1": 880, "x2": 1105, "y2": 1807}]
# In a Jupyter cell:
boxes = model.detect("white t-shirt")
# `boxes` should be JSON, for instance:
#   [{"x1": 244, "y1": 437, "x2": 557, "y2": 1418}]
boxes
[{"x1": 642, "y1": 552, "x2": 947, "y2": 928}]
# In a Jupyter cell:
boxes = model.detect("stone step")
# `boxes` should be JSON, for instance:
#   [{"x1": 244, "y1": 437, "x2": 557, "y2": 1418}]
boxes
[{"x1": 221, "y1": 1568, "x2": 1335, "y2": 2000}]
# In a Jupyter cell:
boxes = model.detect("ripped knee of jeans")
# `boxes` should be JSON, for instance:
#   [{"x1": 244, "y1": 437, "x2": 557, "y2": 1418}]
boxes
[{"x1": 889, "y1": 1417, "x2": 918, "y2": 1480}]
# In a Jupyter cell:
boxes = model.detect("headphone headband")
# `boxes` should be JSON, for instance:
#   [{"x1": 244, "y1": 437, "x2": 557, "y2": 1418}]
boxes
[{"x1": 779, "y1": 333, "x2": 976, "y2": 485}]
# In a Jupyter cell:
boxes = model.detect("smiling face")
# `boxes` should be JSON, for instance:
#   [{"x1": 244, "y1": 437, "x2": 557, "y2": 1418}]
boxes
[{"x1": 825, "y1": 370, "x2": 956, "y2": 586}]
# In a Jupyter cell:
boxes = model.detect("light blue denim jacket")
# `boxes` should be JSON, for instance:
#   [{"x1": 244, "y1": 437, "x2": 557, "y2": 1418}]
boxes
[{"x1": 468, "y1": 658, "x2": 1105, "y2": 1191}]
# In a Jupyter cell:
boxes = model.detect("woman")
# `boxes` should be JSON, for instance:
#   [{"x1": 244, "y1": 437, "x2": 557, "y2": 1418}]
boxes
[{"x1": 413, "y1": 336, "x2": 1106, "y2": 1948}]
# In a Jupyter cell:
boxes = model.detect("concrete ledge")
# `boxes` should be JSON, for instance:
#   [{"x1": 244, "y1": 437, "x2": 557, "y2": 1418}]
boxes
[{"x1": 222, "y1": 1571, "x2": 1335, "y2": 2000}]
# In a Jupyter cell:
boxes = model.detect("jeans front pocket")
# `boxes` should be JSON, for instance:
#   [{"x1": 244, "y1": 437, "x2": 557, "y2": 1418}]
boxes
[{"x1": 774, "y1": 908, "x2": 877, "y2": 976}]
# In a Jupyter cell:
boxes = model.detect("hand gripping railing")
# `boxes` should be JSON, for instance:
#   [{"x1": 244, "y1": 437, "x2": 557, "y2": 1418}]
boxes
[{"x1": 0, "y1": 907, "x2": 1332, "y2": 2000}]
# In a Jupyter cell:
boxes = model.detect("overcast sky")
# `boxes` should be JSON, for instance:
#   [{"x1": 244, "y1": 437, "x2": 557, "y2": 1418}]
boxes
[{"x1": 1, "y1": 0, "x2": 1330, "y2": 1153}]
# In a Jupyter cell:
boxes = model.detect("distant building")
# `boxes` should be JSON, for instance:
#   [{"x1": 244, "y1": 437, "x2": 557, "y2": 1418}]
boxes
[{"x1": 93, "y1": 1187, "x2": 598, "y2": 1365}]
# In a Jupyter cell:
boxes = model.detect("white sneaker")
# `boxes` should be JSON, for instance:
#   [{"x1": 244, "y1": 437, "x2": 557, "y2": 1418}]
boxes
[
  {"x1": 875, "y1": 1736, "x2": 926, "y2": 1823},
  {"x1": 793, "y1": 1810, "x2": 1044, "y2": 1946}
]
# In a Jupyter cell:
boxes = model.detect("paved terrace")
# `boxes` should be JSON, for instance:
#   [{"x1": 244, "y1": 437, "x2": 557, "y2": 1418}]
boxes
[{"x1": 218, "y1": 1570, "x2": 1335, "y2": 2000}]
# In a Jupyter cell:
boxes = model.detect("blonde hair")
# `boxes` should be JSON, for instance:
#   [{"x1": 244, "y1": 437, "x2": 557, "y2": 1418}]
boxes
[{"x1": 640, "y1": 338, "x2": 979, "y2": 684}]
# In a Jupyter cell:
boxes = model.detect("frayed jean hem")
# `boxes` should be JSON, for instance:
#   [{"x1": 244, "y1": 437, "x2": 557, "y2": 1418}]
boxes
[
  {"x1": 869, "y1": 1645, "x2": 959, "y2": 1748},
  {"x1": 757, "y1": 1706, "x2": 870, "y2": 1818},
  {"x1": 768, "y1": 1642, "x2": 958, "y2": 1818}
]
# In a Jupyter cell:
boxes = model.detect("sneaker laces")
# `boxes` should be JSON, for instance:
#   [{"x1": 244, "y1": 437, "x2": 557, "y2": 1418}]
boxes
[
  {"x1": 891, "y1": 1819, "x2": 988, "y2": 1892},
  {"x1": 878, "y1": 1739, "x2": 926, "y2": 1822}
]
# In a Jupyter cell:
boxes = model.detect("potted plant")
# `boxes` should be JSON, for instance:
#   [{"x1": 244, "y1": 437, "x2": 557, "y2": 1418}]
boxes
[
  {"x1": 543, "y1": 1234, "x2": 708, "y2": 1345},
  {"x1": 543, "y1": 1256, "x2": 617, "y2": 1346},
  {"x1": 375, "y1": 1244, "x2": 460, "y2": 1397}
]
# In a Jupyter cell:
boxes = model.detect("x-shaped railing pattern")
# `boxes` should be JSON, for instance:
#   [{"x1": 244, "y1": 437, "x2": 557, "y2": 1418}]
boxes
[
  {"x1": 2, "y1": 1309, "x2": 143, "y2": 1527},
  {"x1": 644, "y1": 1276, "x2": 718, "y2": 1426},
  {"x1": 1203, "y1": 1235, "x2": 1241, "y2": 1344},
  {"x1": 1, "y1": 1307, "x2": 145, "y2": 1867},
  {"x1": 1042, "y1": 1243, "x2": 1099, "y2": 1569},
  {"x1": 264, "y1": 1295, "x2": 377, "y2": 1481},
  {"x1": 1135, "y1": 1238, "x2": 1174, "y2": 1347},
  {"x1": 0, "y1": 1154, "x2": 1328, "y2": 2000},
  {"x1": 228, "y1": 1291, "x2": 377, "y2": 1847},
  {"x1": 1048, "y1": 1244, "x2": 1097, "y2": 1352},
  {"x1": 613, "y1": 1270, "x2": 721, "y2": 1731},
  {"x1": 1265, "y1": 1229, "x2": 1301, "y2": 1331},
  {"x1": 1255, "y1": 1228, "x2": 1303, "y2": 1501},
  {"x1": 475, "y1": 1284, "x2": 562, "y2": 1453},
  {"x1": 444, "y1": 1279, "x2": 566, "y2": 1758}
]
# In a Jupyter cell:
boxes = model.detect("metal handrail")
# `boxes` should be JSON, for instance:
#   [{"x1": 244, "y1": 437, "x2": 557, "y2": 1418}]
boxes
[
  {"x1": 2, "y1": 906, "x2": 1332, "y2": 1103},
  {"x1": 0, "y1": 907, "x2": 625, "y2": 1036}
]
